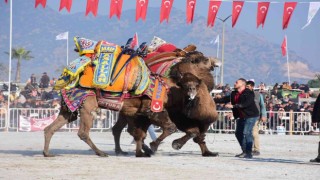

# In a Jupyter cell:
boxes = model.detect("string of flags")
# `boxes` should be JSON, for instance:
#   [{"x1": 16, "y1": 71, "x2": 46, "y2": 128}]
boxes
[{"x1": 0, "y1": 0, "x2": 317, "y2": 29}]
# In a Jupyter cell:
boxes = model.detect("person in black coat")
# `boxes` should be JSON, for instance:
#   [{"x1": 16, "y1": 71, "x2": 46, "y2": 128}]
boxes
[
  {"x1": 215, "y1": 78, "x2": 259, "y2": 158},
  {"x1": 310, "y1": 93, "x2": 320, "y2": 163}
]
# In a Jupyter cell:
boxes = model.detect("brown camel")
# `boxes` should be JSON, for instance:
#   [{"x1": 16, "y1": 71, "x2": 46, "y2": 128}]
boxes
[
  {"x1": 112, "y1": 54, "x2": 219, "y2": 156},
  {"x1": 43, "y1": 50, "x2": 219, "y2": 157}
]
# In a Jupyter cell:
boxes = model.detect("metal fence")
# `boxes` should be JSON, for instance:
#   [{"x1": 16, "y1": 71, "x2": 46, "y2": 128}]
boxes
[
  {"x1": 1, "y1": 108, "x2": 319, "y2": 135},
  {"x1": 0, "y1": 108, "x2": 7, "y2": 131},
  {"x1": 210, "y1": 110, "x2": 316, "y2": 135}
]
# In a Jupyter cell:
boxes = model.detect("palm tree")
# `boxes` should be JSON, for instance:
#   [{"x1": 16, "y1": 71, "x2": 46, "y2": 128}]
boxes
[{"x1": 5, "y1": 47, "x2": 34, "y2": 83}]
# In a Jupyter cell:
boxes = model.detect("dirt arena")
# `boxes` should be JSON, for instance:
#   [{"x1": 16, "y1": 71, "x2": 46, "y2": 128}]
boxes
[{"x1": 0, "y1": 131, "x2": 319, "y2": 179}]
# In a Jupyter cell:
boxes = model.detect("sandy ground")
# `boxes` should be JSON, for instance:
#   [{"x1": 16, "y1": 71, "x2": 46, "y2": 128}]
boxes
[{"x1": 0, "y1": 131, "x2": 319, "y2": 180}]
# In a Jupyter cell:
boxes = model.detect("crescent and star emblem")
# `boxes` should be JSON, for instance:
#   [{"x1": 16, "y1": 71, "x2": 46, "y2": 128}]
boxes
[
  {"x1": 260, "y1": 6, "x2": 267, "y2": 14},
  {"x1": 152, "y1": 102, "x2": 161, "y2": 111},
  {"x1": 286, "y1": 7, "x2": 294, "y2": 14},
  {"x1": 139, "y1": 0, "x2": 145, "y2": 6},
  {"x1": 164, "y1": 0, "x2": 171, "y2": 8},
  {"x1": 235, "y1": 5, "x2": 242, "y2": 13},
  {"x1": 189, "y1": 1, "x2": 195, "y2": 9},
  {"x1": 211, "y1": 5, "x2": 218, "y2": 13}
]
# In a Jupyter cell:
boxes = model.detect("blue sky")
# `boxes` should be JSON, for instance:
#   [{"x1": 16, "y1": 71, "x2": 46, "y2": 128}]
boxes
[{"x1": 44, "y1": 0, "x2": 320, "y2": 67}]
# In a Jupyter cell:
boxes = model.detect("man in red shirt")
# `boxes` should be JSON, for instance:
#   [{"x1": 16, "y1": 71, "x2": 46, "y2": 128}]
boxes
[{"x1": 215, "y1": 78, "x2": 259, "y2": 158}]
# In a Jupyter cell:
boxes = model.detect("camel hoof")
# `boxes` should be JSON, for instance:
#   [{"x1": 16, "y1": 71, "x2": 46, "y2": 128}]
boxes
[
  {"x1": 115, "y1": 149, "x2": 128, "y2": 156},
  {"x1": 136, "y1": 151, "x2": 151, "y2": 158},
  {"x1": 43, "y1": 151, "x2": 55, "y2": 157},
  {"x1": 172, "y1": 140, "x2": 183, "y2": 150},
  {"x1": 150, "y1": 141, "x2": 159, "y2": 153},
  {"x1": 96, "y1": 151, "x2": 108, "y2": 157},
  {"x1": 142, "y1": 144, "x2": 154, "y2": 155},
  {"x1": 202, "y1": 151, "x2": 219, "y2": 157}
]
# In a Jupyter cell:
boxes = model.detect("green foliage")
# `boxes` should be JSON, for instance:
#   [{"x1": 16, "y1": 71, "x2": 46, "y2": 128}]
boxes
[
  {"x1": 4, "y1": 47, "x2": 34, "y2": 83},
  {"x1": 308, "y1": 75, "x2": 320, "y2": 88}
]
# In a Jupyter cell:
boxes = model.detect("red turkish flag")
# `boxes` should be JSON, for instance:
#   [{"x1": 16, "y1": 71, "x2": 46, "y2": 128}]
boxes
[
  {"x1": 130, "y1": 33, "x2": 139, "y2": 49},
  {"x1": 232, "y1": 1, "x2": 244, "y2": 28},
  {"x1": 136, "y1": 0, "x2": 149, "y2": 22},
  {"x1": 110, "y1": 0, "x2": 123, "y2": 19},
  {"x1": 186, "y1": 0, "x2": 196, "y2": 24},
  {"x1": 35, "y1": 0, "x2": 46, "y2": 8},
  {"x1": 283, "y1": 2, "x2": 297, "y2": 29},
  {"x1": 85, "y1": 0, "x2": 99, "y2": 17},
  {"x1": 257, "y1": 2, "x2": 270, "y2": 28},
  {"x1": 207, "y1": 0, "x2": 221, "y2": 27},
  {"x1": 160, "y1": 0, "x2": 174, "y2": 23},
  {"x1": 59, "y1": 0, "x2": 73, "y2": 12},
  {"x1": 281, "y1": 36, "x2": 287, "y2": 56}
]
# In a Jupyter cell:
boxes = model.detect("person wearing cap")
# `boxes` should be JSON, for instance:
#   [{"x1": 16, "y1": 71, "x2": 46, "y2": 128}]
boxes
[
  {"x1": 246, "y1": 80, "x2": 267, "y2": 156},
  {"x1": 214, "y1": 78, "x2": 259, "y2": 158},
  {"x1": 310, "y1": 93, "x2": 320, "y2": 163},
  {"x1": 39, "y1": 72, "x2": 50, "y2": 89}
]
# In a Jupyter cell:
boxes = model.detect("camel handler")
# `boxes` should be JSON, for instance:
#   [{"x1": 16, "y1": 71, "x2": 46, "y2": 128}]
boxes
[
  {"x1": 214, "y1": 78, "x2": 259, "y2": 159},
  {"x1": 310, "y1": 93, "x2": 320, "y2": 163},
  {"x1": 246, "y1": 80, "x2": 267, "y2": 156}
]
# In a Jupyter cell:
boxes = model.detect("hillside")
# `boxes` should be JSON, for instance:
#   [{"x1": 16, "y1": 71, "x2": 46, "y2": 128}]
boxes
[{"x1": 0, "y1": 1, "x2": 317, "y2": 85}]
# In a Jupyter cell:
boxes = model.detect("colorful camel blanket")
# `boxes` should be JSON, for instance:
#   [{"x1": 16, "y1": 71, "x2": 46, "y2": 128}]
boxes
[
  {"x1": 61, "y1": 88, "x2": 95, "y2": 112},
  {"x1": 74, "y1": 36, "x2": 98, "y2": 56}
]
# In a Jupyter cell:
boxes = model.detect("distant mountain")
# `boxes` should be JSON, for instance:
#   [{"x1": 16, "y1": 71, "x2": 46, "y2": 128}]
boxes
[{"x1": 0, "y1": 1, "x2": 318, "y2": 85}]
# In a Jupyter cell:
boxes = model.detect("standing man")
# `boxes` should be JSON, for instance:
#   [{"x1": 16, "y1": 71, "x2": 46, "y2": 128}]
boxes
[
  {"x1": 310, "y1": 93, "x2": 320, "y2": 163},
  {"x1": 215, "y1": 78, "x2": 259, "y2": 158},
  {"x1": 246, "y1": 80, "x2": 267, "y2": 156}
]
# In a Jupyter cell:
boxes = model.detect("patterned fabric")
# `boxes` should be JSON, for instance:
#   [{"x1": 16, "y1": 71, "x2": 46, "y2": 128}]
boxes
[
  {"x1": 74, "y1": 36, "x2": 98, "y2": 56},
  {"x1": 61, "y1": 88, "x2": 95, "y2": 112},
  {"x1": 92, "y1": 42, "x2": 121, "y2": 88},
  {"x1": 64, "y1": 56, "x2": 91, "y2": 79}
]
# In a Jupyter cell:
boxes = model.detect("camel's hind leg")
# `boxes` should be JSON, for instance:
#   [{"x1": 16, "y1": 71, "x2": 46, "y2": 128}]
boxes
[
  {"x1": 43, "y1": 109, "x2": 76, "y2": 157},
  {"x1": 193, "y1": 123, "x2": 218, "y2": 157},
  {"x1": 149, "y1": 111, "x2": 177, "y2": 153},
  {"x1": 133, "y1": 118, "x2": 151, "y2": 157},
  {"x1": 112, "y1": 113, "x2": 129, "y2": 155},
  {"x1": 172, "y1": 127, "x2": 199, "y2": 150},
  {"x1": 78, "y1": 97, "x2": 108, "y2": 157}
]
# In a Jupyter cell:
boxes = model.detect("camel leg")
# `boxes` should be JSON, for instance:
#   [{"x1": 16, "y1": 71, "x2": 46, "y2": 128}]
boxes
[
  {"x1": 77, "y1": 98, "x2": 107, "y2": 157},
  {"x1": 193, "y1": 124, "x2": 218, "y2": 157},
  {"x1": 112, "y1": 113, "x2": 129, "y2": 155},
  {"x1": 133, "y1": 118, "x2": 151, "y2": 157},
  {"x1": 43, "y1": 113, "x2": 69, "y2": 157},
  {"x1": 149, "y1": 111, "x2": 177, "y2": 153},
  {"x1": 172, "y1": 127, "x2": 199, "y2": 150}
]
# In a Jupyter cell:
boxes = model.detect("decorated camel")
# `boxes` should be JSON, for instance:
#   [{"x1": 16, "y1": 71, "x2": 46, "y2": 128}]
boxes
[
  {"x1": 43, "y1": 36, "x2": 219, "y2": 157},
  {"x1": 112, "y1": 39, "x2": 219, "y2": 156}
]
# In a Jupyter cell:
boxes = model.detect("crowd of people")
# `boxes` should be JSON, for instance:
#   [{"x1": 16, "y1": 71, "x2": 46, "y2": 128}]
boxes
[
  {"x1": 214, "y1": 80, "x2": 318, "y2": 133},
  {"x1": 0, "y1": 72, "x2": 60, "y2": 109}
]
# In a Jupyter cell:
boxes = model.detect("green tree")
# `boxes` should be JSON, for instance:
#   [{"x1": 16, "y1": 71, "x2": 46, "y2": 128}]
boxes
[
  {"x1": 308, "y1": 73, "x2": 320, "y2": 88},
  {"x1": 5, "y1": 47, "x2": 34, "y2": 83}
]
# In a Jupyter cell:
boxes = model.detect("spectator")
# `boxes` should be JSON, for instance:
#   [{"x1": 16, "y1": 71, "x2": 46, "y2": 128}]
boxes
[
  {"x1": 291, "y1": 81, "x2": 299, "y2": 89},
  {"x1": 246, "y1": 80, "x2": 267, "y2": 156},
  {"x1": 39, "y1": 72, "x2": 50, "y2": 88},
  {"x1": 282, "y1": 82, "x2": 292, "y2": 90},
  {"x1": 29, "y1": 74, "x2": 38, "y2": 88},
  {"x1": 49, "y1": 78, "x2": 57, "y2": 87},
  {"x1": 298, "y1": 90, "x2": 308, "y2": 98}
]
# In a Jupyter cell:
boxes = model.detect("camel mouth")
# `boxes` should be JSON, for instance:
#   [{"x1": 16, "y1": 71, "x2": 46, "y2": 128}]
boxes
[{"x1": 188, "y1": 93, "x2": 197, "y2": 100}]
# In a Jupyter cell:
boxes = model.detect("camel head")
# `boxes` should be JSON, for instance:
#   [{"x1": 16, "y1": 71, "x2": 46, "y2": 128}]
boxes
[
  {"x1": 181, "y1": 51, "x2": 220, "y2": 71},
  {"x1": 178, "y1": 73, "x2": 201, "y2": 101}
]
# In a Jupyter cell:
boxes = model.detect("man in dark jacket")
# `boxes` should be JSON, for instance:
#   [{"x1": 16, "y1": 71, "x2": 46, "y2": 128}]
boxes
[
  {"x1": 310, "y1": 93, "x2": 320, "y2": 163},
  {"x1": 215, "y1": 78, "x2": 259, "y2": 158}
]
